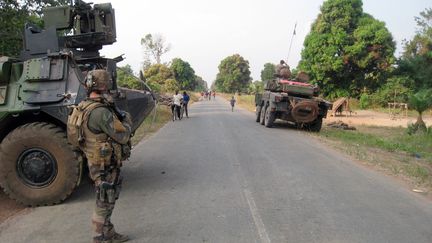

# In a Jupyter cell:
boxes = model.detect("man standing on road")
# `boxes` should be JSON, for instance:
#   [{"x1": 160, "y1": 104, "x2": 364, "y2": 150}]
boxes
[
  {"x1": 182, "y1": 91, "x2": 190, "y2": 118},
  {"x1": 68, "y1": 70, "x2": 131, "y2": 243},
  {"x1": 230, "y1": 96, "x2": 236, "y2": 112},
  {"x1": 173, "y1": 90, "x2": 183, "y2": 120}
]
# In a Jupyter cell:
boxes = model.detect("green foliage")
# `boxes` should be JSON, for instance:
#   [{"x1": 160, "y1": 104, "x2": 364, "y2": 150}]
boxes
[
  {"x1": 0, "y1": 0, "x2": 67, "y2": 56},
  {"x1": 247, "y1": 81, "x2": 264, "y2": 95},
  {"x1": 409, "y1": 89, "x2": 432, "y2": 132},
  {"x1": 370, "y1": 76, "x2": 414, "y2": 106},
  {"x1": 163, "y1": 78, "x2": 180, "y2": 92},
  {"x1": 170, "y1": 58, "x2": 196, "y2": 90},
  {"x1": 215, "y1": 54, "x2": 251, "y2": 93},
  {"x1": 398, "y1": 8, "x2": 432, "y2": 92},
  {"x1": 260, "y1": 63, "x2": 275, "y2": 82},
  {"x1": 143, "y1": 64, "x2": 175, "y2": 93},
  {"x1": 299, "y1": 0, "x2": 395, "y2": 98},
  {"x1": 359, "y1": 93, "x2": 370, "y2": 109},
  {"x1": 409, "y1": 89, "x2": 432, "y2": 115},
  {"x1": 194, "y1": 75, "x2": 208, "y2": 92},
  {"x1": 117, "y1": 65, "x2": 143, "y2": 90}
]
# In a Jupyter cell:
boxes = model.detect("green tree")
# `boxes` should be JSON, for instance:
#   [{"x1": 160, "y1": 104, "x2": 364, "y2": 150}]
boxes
[
  {"x1": 260, "y1": 63, "x2": 275, "y2": 82},
  {"x1": 398, "y1": 8, "x2": 432, "y2": 91},
  {"x1": 0, "y1": 0, "x2": 67, "y2": 56},
  {"x1": 299, "y1": 0, "x2": 395, "y2": 97},
  {"x1": 194, "y1": 75, "x2": 208, "y2": 91},
  {"x1": 247, "y1": 81, "x2": 264, "y2": 94},
  {"x1": 215, "y1": 54, "x2": 251, "y2": 93},
  {"x1": 371, "y1": 76, "x2": 414, "y2": 106},
  {"x1": 141, "y1": 33, "x2": 171, "y2": 65},
  {"x1": 163, "y1": 78, "x2": 180, "y2": 92},
  {"x1": 170, "y1": 58, "x2": 196, "y2": 90},
  {"x1": 409, "y1": 89, "x2": 432, "y2": 133},
  {"x1": 143, "y1": 64, "x2": 175, "y2": 92},
  {"x1": 117, "y1": 65, "x2": 143, "y2": 90}
]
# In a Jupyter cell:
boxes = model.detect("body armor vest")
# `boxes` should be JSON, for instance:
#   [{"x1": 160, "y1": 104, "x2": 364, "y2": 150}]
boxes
[{"x1": 69, "y1": 99, "x2": 123, "y2": 167}]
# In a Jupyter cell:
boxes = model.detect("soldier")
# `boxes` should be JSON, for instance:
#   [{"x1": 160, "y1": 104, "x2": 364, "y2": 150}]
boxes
[
  {"x1": 68, "y1": 70, "x2": 132, "y2": 243},
  {"x1": 275, "y1": 60, "x2": 291, "y2": 79}
]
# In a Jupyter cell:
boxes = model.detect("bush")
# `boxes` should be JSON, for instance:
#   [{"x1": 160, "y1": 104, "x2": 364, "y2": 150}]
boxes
[
  {"x1": 370, "y1": 76, "x2": 414, "y2": 107},
  {"x1": 359, "y1": 93, "x2": 370, "y2": 109}
]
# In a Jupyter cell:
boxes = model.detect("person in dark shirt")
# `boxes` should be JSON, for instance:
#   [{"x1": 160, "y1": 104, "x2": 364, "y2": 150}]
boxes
[{"x1": 183, "y1": 91, "x2": 190, "y2": 118}]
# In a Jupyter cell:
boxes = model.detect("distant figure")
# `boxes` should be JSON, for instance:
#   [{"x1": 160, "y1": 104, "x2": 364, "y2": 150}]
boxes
[
  {"x1": 275, "y1": 60, "x2": 291, "y2": 79},
  {"x1": 230, "y1": 96, "x2": 236, "y2": 112},
  {"x1": 208, "y1": 90, "x2": 211, "y2": 100},
  {"x1": 182, "y1": 91, "x2": 190, "y2": 118},
  {"x1": 212, "y1": 91, "x2": 216, "y2": 100}
]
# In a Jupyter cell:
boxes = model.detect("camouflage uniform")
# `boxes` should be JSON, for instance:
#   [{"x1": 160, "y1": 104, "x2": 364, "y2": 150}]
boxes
[
  {"x1": 70, "y1": 70, "x2": 132, "y2": 243},
  {"x1": 85, "y1": 99, "x2": 131, "y2": 243}
]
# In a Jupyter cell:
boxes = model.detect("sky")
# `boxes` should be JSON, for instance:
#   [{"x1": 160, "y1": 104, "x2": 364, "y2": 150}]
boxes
[{"x1": 91, "y1": 0, "x2": 431, "y2": 87}]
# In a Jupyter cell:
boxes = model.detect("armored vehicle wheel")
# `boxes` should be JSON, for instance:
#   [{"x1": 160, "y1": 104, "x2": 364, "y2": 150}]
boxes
[
  {"x1": 264, "y1": 107, "x2": 276, "y2": 128},
  {"x1": 0, "y1": 122, "x2": 82, "y2": 206},
  {"x1": 307, "y1": 117, "x2": 323, "y2": 132},
  {"x1": 255, "y1": 105, "x2": 262, "y2": 122},
  {"x1": 260, "y1": 105, "x2": 266, "y2": 125}
]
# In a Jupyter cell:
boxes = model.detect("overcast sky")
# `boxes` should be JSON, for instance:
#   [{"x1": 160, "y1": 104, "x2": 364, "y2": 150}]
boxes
[{"x1": 91, "y1": 0, "x2": 431, "y2": 87}]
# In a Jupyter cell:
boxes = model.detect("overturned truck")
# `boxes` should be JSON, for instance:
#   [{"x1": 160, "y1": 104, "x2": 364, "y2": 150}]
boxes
[
  {"x1": 255, "y1": 75, "x2": 332, "y2": 132},
  {"x1": 0, "y1": 1, "x2": 155, "y2": 206}
]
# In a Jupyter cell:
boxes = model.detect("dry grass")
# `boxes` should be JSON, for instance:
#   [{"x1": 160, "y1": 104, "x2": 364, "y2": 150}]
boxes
[
  {"x1": 132, "y1": 92, "x2": 199, "y2": 145},
  {"x1": 219, "y1": 93, "x2": 256, "y2": 112}
]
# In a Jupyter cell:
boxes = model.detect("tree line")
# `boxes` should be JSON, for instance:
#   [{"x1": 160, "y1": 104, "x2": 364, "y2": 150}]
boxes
[{"x1": 1, "y1": 0, "x2": 431, "y2": 107}]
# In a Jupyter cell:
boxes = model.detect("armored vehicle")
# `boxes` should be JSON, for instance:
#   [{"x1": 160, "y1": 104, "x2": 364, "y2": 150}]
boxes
[
  {"x1": 255, "y1": 76, "x2": 331, "y2": 131},
  {"x1": 0, "y1": 1, "x2": 155, "y2": 206}
]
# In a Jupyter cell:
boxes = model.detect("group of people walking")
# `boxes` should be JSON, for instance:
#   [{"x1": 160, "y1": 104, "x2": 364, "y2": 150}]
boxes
[
  {"x1": 200, "y1": 90, "x2": 216, "y2": 100},
  {"x1": 171, "y1": 90, "x2": 190, "y2": 121}
]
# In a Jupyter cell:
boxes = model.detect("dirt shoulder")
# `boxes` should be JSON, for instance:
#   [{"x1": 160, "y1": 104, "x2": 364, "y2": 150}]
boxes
[{"x1": 325, "y1": 109, "x2": 432, "y2": 128}]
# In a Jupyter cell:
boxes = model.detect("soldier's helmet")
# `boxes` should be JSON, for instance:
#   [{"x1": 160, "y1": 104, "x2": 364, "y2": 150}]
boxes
[{"x1": 85, "y1": 69, "x2": 112, "y2": 92}]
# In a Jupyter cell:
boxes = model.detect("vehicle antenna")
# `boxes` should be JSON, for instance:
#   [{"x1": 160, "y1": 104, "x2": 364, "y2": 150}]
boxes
[{"x1": 287, "y1": 22, "x2": 297, "y2": 65}]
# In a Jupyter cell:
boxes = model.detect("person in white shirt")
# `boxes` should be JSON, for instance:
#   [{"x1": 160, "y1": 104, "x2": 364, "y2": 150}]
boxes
[{"x1": 172, "y1": 90, "x2": 183, "y2": 120}]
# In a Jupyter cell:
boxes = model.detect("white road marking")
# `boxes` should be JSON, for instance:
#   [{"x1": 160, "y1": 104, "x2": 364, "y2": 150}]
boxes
[{"x1": 243, "y1": 188, "x2": 271, "y2": 243}]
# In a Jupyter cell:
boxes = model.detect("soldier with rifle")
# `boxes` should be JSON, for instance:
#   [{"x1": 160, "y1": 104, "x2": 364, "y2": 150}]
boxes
[{"x1": 68, "y1": 70, "x2": 131, "y2": 243}]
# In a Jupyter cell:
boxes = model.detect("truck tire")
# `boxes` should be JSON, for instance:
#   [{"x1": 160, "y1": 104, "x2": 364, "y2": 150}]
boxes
[
  {"x1": 264, "y1": 107, "x2": 276, "y2": 128},
  {"x1": 0, "y1": 122, "x2": 82, "y2": 206},
  {"x1": 307, "y1": 117, "x2": 323, "y2": 132},
  {"x1": 255, "y1": 105, "x2": 262, "y2": 122},
  {"x1": 260, "y1": 105, "x2": 266, "y2": 125}
]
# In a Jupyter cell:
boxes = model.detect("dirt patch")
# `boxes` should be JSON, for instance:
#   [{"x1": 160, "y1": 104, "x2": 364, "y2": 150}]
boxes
[
  {"x1": 0, "y1": 190, "x2": 25, "y2": 223},
  {"x1": 325, "y1": 110, "x2": 432, "y2": 128}
]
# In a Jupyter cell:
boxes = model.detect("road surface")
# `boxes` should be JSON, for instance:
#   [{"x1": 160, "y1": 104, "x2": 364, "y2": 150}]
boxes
[{"x1": 1, "y1": 96, "x2": 432, "y2": 243}]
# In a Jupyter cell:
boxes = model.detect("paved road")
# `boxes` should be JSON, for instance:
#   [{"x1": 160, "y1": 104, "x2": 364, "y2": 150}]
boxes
[{"x1": 1, "y1": 97, "x2": 432, "y2": 243}]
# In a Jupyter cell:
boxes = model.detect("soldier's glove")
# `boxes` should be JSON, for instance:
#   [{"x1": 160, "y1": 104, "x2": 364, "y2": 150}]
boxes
[
  {"x1": 123, "y1": 112, "x2": 132, "y2": 126},
  {"x1": 121, "y1": 143, "x2": 131, "y2": 160}
]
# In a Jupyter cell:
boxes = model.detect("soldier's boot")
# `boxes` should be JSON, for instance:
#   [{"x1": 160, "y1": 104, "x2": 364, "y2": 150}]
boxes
[
  {"x1": 93, "y1": 233, "x2": 129, "y2": 243},
  {"x1": 111, "y1": 232, "x2": 129, "y2": 242}
]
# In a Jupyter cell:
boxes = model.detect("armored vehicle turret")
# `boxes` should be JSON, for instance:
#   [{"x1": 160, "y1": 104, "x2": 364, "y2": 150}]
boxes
[{"x1": 0, "y1": 1, "x2": 155, "y2": 206}]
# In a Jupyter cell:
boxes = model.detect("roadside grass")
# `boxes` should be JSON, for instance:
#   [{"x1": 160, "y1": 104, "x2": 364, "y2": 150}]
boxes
[
  {"x1": 317, "y1": 126, "x2": 432, "y2": 187},
  {"x1": 131, "y1": 105, "x2": 171, "y2": 145},
  {"x1": 131, "y1": 92, "x2": 199, "y2": 145}
]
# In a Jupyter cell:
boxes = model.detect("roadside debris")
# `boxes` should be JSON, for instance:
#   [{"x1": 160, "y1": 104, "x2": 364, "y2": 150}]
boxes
[
  {"x1": 412, "y1": 189, "x2": 425, "y2": 193},
  {"x1": 327, "y1": 120, "x2": 356, "y2": 130}
]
